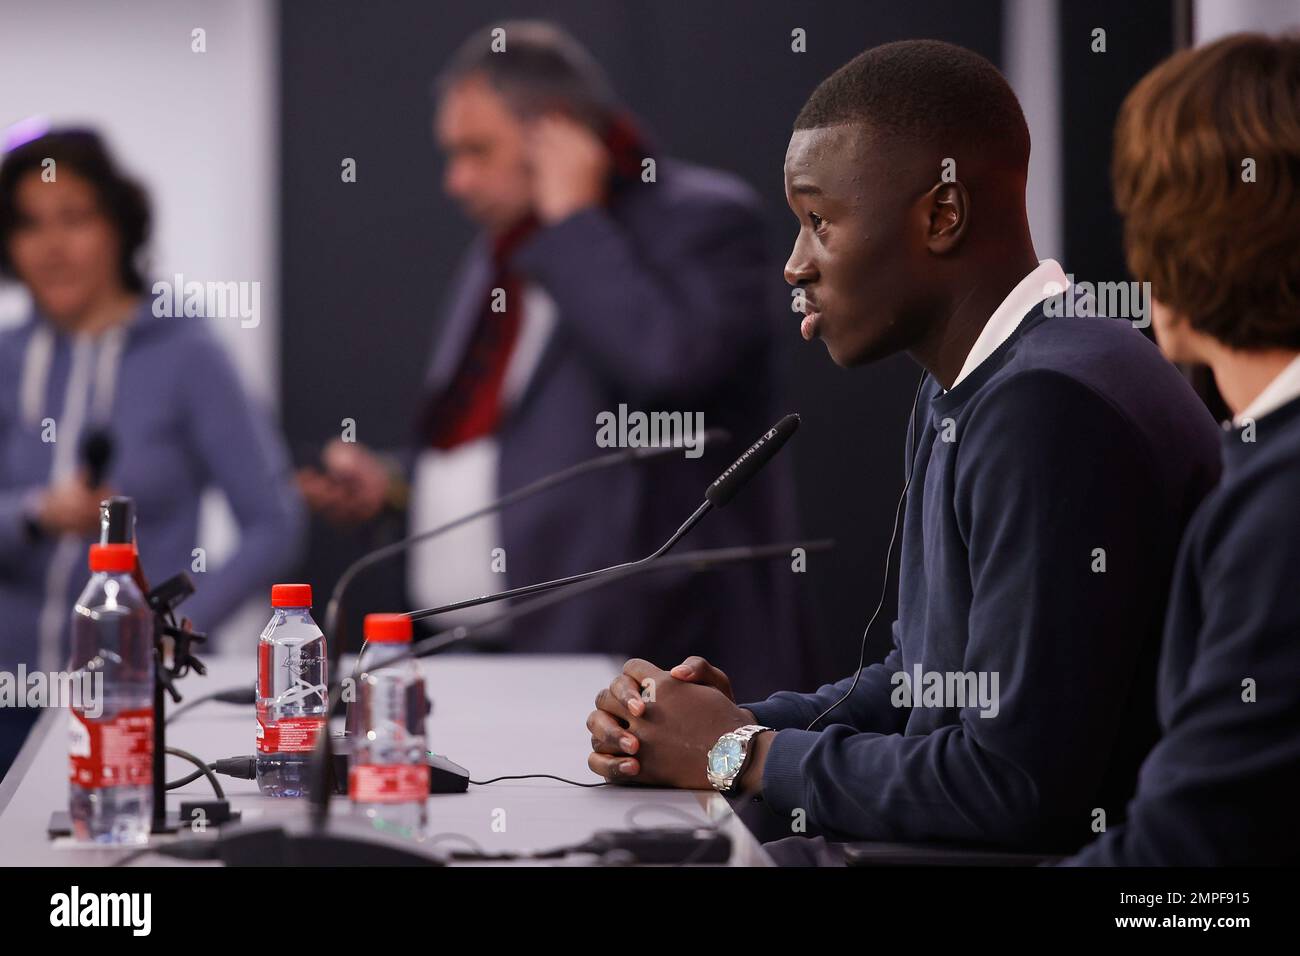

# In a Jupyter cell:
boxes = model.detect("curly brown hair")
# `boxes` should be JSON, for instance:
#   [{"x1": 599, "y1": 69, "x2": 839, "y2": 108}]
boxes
[{"x1": 1112, "y1": 32, "x2": 1300, "y2": 350}]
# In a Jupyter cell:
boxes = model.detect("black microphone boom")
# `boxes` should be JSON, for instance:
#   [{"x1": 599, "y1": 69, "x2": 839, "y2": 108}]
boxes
[
  {"x1": 411, "y1": 539, "x2": 833, "y2": 659},
  {"x1": 322, "y1": 427, "x2": 730, "y2": 663},
  {"x1": 406, "y1": 414, "x2": 802, "y2": 622},
  {"x1": 308, "y1": 414, "x2": 803, "y2": 828},
  {"x1": 407, "y1": 502, "x2": 709, "y2": 622},
  {"x1": 308, "y1": 536, "x2": 832, "y2": 828}
]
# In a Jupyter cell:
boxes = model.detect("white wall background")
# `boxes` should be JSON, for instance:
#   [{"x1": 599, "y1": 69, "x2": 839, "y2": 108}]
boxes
[
  {"x1": 1003, "y1": 0, "x2": 1064, "y2": 265},
  {"x1": 1196, "y1": 0, "x2": 1300, "y2": 42},
  {"x1": 0, "y1": 0, "x2": 279, "y2": 644}
]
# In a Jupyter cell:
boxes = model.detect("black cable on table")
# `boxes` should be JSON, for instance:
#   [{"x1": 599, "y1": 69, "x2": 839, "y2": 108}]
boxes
[
  {"x1": 470, "y1": 773, "x2": 608, "y2": 788},
  {"x1": 165, "y1": 765, "x2": 212, "y2": 791},
  {"x1": 164, "y1": 746, "x2": 225, "y2": 800}
]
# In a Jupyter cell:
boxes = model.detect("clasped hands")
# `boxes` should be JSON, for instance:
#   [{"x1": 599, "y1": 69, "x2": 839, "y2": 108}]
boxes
[{"x1": 585, "y1": 656, "x2": 765, "y2": 791}]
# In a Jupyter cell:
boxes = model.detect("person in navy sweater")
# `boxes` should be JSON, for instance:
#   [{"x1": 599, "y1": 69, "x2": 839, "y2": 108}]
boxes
[
  {"x1": 1065, "y1": 33, "x2": 1300, "y2": 866},
  {"x1": 583, "y1": 40, "x2": 1223, "y2": 852}
]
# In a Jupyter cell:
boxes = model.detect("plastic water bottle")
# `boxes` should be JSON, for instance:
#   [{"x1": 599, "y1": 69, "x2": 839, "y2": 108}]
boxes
[
  {"x1": 349, "y1": 614, "x2": 428, "y2": 835},
  {"x1": 256, "y1": 584, "x2": 328, "y2": 797},
  {"x1": 68, "y1": 543, "x2": 155, "y2": 844}
]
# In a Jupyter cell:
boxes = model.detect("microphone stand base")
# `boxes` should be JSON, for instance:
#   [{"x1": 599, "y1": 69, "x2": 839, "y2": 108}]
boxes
[{"x1": 214, "y1": 818, "x2": 446, "y2": 866}]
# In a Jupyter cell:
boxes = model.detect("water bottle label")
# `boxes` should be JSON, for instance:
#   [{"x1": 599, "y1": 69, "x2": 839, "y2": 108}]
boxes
[
  {"x1": 258, "y1": 642, "x2": 271, "y2": 697},
  {"x1": 255, "y1": 702, "x2": 324, "y2": 753},
  {"x1": 349, "y1": 764, "x2": 430, "y2": 804},
  {"x1": 68, "y1": 708, "x2": 153, "y2": 788}
]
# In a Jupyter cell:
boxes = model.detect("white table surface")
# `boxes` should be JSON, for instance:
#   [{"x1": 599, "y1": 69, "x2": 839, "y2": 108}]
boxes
[{"x1": 0, "y1": 653, "x2": 771, "y2": 866}]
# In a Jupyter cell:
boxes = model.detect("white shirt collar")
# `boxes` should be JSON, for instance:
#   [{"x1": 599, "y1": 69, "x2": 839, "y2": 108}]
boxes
[
  {"x1": 1233, "y1": 353, "x2": 1300, "y2": 426},
  {"x1": 949, "y1": 259, "x2": 1069, "y2": 390}
]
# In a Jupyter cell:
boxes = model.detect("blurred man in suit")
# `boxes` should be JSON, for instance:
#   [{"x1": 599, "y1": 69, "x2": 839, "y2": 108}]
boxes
[{"x1": 299, "y1": 21, "x2": 805, "y2": 700}]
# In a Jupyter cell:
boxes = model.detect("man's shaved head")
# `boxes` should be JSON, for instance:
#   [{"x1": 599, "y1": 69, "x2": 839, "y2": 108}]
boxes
[
  {"x1": 795, "y1": 39, "x2": 1030, "y2": 176},
  {"x1": 783, "y1": 39, "x2": 1037, "y2": 375}
]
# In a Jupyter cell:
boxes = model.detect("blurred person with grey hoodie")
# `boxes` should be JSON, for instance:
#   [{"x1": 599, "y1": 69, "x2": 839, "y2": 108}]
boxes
[{"x1": 0, "y1": 128, "x2": 304, "y2": 778}]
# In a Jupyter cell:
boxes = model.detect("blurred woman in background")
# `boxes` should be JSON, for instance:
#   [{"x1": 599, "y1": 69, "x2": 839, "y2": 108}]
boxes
[{"x1": 0, "y1": 129, "x2": 303, "y2": 777}]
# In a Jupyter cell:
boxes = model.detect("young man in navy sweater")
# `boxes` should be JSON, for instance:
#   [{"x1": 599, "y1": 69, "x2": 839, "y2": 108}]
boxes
[
  {"x1": 583, "y1": 40, "x2": 1222, "y2": 852},
  {"x1": 1066, "y1": 33, "x2": 1300, "y2": 866}
]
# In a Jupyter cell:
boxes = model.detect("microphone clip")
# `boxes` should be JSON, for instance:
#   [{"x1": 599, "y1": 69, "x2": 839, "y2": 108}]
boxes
[{"x1": 146, "y1": 573, "x2": 208, "y2": 697}]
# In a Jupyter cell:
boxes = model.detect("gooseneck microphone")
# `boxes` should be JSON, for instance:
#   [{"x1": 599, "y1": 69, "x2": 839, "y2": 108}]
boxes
[
  {"x1": 404, "y1": 413, "x2": 801, "y2": 622},
  {"x1": 308, "y1": 535, "x2": 829, "y2": 828},
  {"x1": 705, "y1": 413, "x2": 799, "y2": 507},
  {"x1": 308, "y1": 414, "x2": 802, "y2": 828},
  {"x1": 322, "y1": 428, "x2": 731, "y2": 665},
  {"x1": 411, "y1": 538, "x2": 833, "y2": 659}
]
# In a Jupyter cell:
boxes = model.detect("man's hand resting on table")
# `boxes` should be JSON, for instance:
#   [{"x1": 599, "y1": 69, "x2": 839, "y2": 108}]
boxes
[{"x1": 585, "y1": 656, "x2": 771, "y2": 791}]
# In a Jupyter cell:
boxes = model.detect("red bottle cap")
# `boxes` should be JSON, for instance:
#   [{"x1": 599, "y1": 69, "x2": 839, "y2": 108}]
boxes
[
  {"x1": 271, "y1": 583, "x2": 312, "y2": 608},
  {"x1": 88, "y1": 543, "x2": 135, "y2": 573},
  {"x1": 364, "y1": 613, "x2": 413, "y2": 643}
]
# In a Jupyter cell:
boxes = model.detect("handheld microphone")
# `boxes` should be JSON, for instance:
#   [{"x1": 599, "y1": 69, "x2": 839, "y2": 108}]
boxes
[
  {"x1": 80, "y1": 427, "x2": 114, "y2": 487},
  {"x1": 405, "y1": 414, "x2": 801, "y2": 622},
  {"x1": 322, "y1": 428, "x2": 731, "y2": 665}
]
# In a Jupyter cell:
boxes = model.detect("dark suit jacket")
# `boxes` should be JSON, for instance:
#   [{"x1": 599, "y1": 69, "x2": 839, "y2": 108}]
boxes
[{"x1": 418, "y1": 159, "x2": 808, "y2": 700}]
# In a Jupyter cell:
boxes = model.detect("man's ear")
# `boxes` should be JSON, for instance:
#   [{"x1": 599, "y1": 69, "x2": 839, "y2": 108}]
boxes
[{"x1": 923, "y1": 180, "x2": 969, "y2": 254}]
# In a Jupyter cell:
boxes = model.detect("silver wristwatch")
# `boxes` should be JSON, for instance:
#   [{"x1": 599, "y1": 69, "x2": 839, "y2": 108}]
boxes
[{"x1": 706, "y1": 724, "x2": 773, "y2": 793}]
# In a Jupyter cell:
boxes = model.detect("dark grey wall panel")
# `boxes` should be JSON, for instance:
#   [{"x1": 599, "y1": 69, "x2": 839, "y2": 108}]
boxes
[{"x1": 278, "y1": 0, "x2": 1002, "y2": 683}]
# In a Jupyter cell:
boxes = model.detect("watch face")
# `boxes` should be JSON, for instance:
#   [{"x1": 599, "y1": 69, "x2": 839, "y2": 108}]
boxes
[{"x1": 708, "y1": 735, "x2": 744, "y2": 778}]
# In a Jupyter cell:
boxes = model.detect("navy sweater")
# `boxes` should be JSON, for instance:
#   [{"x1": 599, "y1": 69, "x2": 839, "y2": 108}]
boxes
[
  {"x1": 743, "y1": 304, "x2": 1221, "y2": 850},
  {"x1": 1067, "y1": 393, "x2": 1300, "y2": 865}
]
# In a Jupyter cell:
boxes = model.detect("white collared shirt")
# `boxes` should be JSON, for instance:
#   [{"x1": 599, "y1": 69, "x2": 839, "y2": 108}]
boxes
[
  {"x1": 1233, "y1": 353, "x2": 1300, "y2": 426},
  {"x1": 407, "y1": 285, "x2": 555, "y2": 624},
  {"x1": 949, "y1": 259, "x2": 1070, "y2": 389}
]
